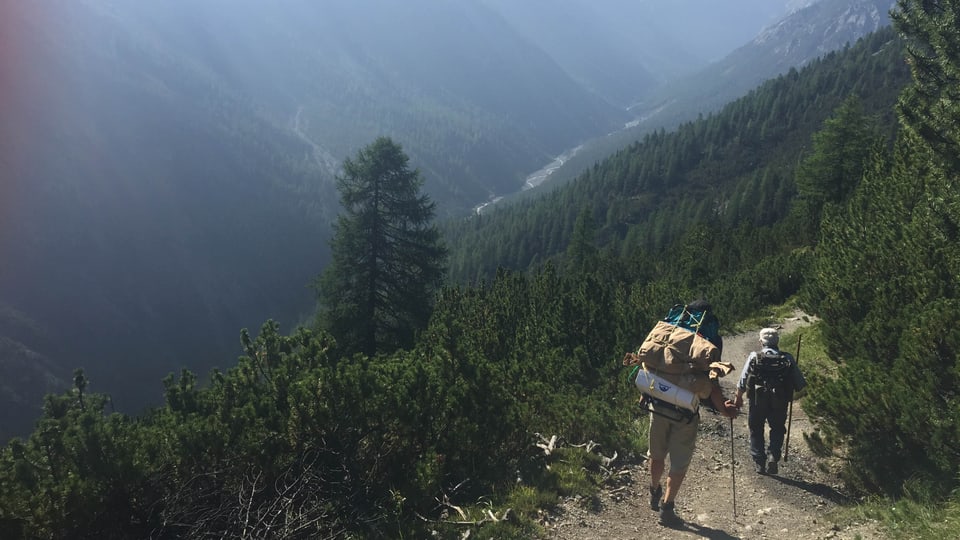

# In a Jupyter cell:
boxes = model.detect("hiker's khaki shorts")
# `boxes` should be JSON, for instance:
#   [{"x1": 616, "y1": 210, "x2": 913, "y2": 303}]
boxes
[{"x1": 647, "y1": 406, "x2": 699, "y2": 473}]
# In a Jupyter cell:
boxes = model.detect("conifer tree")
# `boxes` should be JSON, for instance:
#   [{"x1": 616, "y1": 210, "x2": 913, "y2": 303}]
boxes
[
  {"x1": 793, "y1": 96, "x2": 878, "y2": 243},
  {"x1": 893, "y1": 0, "x2": 960, "y2": 175},
  {"x1": 805, "y1": 0, "x2": 960, "y2": 496},
  {"x1": 565, "y1": 207, "x2": 597, "y2": 274},
  {"x1": 317, "y1": 137, "x2": 447, "y2": 357}
]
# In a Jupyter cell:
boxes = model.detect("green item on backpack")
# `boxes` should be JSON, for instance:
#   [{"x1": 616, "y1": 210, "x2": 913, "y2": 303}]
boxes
[{"x1": 663, "y1": 303, "x2": 721, "y2": 347}]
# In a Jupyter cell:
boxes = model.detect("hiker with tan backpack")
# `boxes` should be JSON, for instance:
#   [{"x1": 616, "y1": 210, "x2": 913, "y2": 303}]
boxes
[{"x1": 623, "y1": 300, "x2": 739, "y2": 527}]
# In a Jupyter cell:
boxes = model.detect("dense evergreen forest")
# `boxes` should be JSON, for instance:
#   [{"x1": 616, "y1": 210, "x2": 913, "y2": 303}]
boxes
[
  {"x1": 3, "y1": 1, "x2": 960, "y2": 536},
  {"x1": 445, "y1": 26, "x2": 907, "y2": 292}
]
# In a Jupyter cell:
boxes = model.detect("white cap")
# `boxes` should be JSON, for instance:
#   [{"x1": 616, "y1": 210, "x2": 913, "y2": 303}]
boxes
[{"x1": 759, "y1": 327, "x2": 779, "y2": 347}]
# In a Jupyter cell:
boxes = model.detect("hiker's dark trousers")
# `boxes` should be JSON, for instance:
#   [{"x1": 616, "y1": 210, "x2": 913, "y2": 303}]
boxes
[{"x1": 748, "y1": 389, "x2": 789, "y2": 464}]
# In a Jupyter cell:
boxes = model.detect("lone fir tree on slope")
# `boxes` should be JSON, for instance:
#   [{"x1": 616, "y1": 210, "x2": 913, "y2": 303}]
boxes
[{"x1": 317, "y1": 137, "x2": 447, "y2": 357}]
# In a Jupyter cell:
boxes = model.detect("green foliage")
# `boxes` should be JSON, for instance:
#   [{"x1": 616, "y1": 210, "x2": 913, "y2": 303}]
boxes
[
  {"x1": 548, "y1": 448, "x2": 603, "y2": 498},
  {"x1": 837, "y1": 492, "x2": 960, "y2": 540},
  {"x1": 504, "y1": 484, "x2": 559, "y2": 516},
  {"x1": 1, "y1": 261, "x2": 654, "y2": 537},
  {"x1": 805, "y1": 132, "x2": 960, "y2": 497},
  {"x1": 421, "y1": 266, "x2": 646, "y2": 471},
  {"x1": 803, "y1": 1, "x2": 960, "y2": 499},
  {"x1": 444, "y1": 26, "x2": 908, "y2": 286},
  {"x1": 795, "y1": 96, "x2": 880, "y2": 204},
  {"x1": 793, "y1": 96, "x2": 883, "y2": 243},
  {"x1": 893, "y1": 0, "x2": 960, "y2": 176},
  {"x1": 565, "y1": 207, "x2": 599, "y2": 275},
  {"x1": 6, "y1": 17, "x2": 955, "y2": 540},
  {"x1": 783, "y1": 321, "x2": 837, "y2": 388},
  {"x1": 318, "y1": 137, "x2": 448, "y2": 357},
  {"x1": 0, "y1": 375, "x2": 148, "y2": 539}
]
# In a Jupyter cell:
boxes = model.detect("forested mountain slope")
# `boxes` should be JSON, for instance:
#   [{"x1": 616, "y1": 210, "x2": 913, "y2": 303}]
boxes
[
  {"x1": 0, "y1": 0, "x2": 815, "y2": 442},
  {"x1": 104, "y1": 0, "x2": 627, "y2": 211},
  {"x1": 5, "y1": 2, "x2": 960, "y2": 537},
  {"x1": 536, "y1": 0, "x2": 897, "y2": 195},
  {"x1": 5, "y1": 0, "x2": 779, "y2": 440},
  {"x1": 445, "y1": 26, "x2": 908, "y2": 292}
]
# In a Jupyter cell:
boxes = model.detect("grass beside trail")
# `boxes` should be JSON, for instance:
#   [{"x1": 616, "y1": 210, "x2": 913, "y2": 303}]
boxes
[{"x1": 829, "y1": 495, "x2": 960, "y2": 539}]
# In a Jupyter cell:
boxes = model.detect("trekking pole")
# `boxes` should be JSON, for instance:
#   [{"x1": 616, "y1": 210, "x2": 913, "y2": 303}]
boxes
[
  {"x1": 784, "y1": 334, "x2": 801, "y2": 462},
  {"x1": 730, "y1": 416, "x2": 737, "y2": 518}
]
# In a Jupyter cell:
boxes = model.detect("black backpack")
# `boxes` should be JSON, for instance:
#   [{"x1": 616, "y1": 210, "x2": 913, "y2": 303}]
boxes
[{"x1": 747, "y1": 349, "x2": 792, "y2": 397}]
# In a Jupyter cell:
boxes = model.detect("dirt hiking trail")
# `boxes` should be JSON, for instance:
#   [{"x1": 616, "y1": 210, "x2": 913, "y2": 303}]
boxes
[{"x1": 543, "y1": 312, "x2": 885, "y2": 540}]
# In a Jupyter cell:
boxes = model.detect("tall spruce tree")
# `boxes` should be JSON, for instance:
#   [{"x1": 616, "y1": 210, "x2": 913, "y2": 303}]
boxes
[{"x1": 318, "y1": 137, "x2": 447, "y2": 357}]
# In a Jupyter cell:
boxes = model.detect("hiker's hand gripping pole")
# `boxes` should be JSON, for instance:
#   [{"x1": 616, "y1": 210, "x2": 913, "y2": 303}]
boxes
[{"x1": 784, "y1": 334, "x2": 801, "y2": 462}]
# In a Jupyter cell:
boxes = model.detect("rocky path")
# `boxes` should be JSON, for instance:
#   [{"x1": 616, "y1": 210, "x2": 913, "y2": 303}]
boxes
[{"x1": 542, "y1": 313, "x2": 886, "y2": 539}]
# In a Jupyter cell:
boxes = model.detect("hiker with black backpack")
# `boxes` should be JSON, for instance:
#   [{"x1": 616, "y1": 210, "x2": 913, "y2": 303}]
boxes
[{"x1": 733, "y1": 328, "x2": 806, "y2": 475}]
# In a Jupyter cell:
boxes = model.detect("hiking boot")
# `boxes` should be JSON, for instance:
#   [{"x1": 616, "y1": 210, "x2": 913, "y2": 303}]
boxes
[
  {"x1": 649, "y1": 485, "x2": 663, "y2": 511},
  {"x1": 767, "y1": 460, "x2": 778, "y2": 475},
  {"x1": 754, "y1": 461, "x2": 766, "y2": 475},
  {"x1": 658, "y1": 500, "x2": 683, "y2": 528}
]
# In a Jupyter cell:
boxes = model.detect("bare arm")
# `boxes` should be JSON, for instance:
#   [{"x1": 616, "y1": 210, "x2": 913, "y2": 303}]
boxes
[{"x1": 709, "y1": 382, "x2": 739, "y2": 418}]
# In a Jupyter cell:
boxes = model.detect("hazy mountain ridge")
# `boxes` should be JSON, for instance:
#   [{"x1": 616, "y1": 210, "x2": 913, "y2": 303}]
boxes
[
  {"x1": 445, "y1": 25, "x2": 908, "y2": 292},
  {"x1": 103, "y1": 0, "x2": 628, "y2": 210},
  {"x1": 646, "y1": 0, "x2": 896, "y2": 123},
  {"x1": 522, "y1": 0, "x2": 895, "y2": 194},
  {"x1": 2, "y1": 0, "x2": 633, "y2": 439},
  {"x1": 1, "y1": 1, "x2": 334, "y2": 437},
  {"x1": 753, "y1": 0, "x2": 894, "y2": 63},
  {"x1": 0, "y1": 306, "x2": 63, "y2": 439},
  {"x1": 0, "y1": 0, "x2": 867, "y2": 440},
  {"x1": 92, "y1": 0, "x2": 811, "y2": 212},
  {"x1": 480, "y1": 0, "x2": 808, "y2": 107}
]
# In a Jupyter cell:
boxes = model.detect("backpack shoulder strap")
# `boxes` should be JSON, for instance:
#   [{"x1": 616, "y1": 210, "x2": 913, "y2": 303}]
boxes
[{"x1": 746, "y1": 350, "x2": 761, "y2": 373}]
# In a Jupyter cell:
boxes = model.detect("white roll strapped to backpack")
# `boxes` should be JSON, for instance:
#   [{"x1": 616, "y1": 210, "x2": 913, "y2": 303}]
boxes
[{"x1": 634, "y1": 365, "x2": 700, "y2": 413}]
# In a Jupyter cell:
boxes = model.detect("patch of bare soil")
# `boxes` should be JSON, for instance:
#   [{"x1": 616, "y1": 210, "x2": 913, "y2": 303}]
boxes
[{"x1": 542, "y1": 312, "x2": 886, "y2": 540}]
